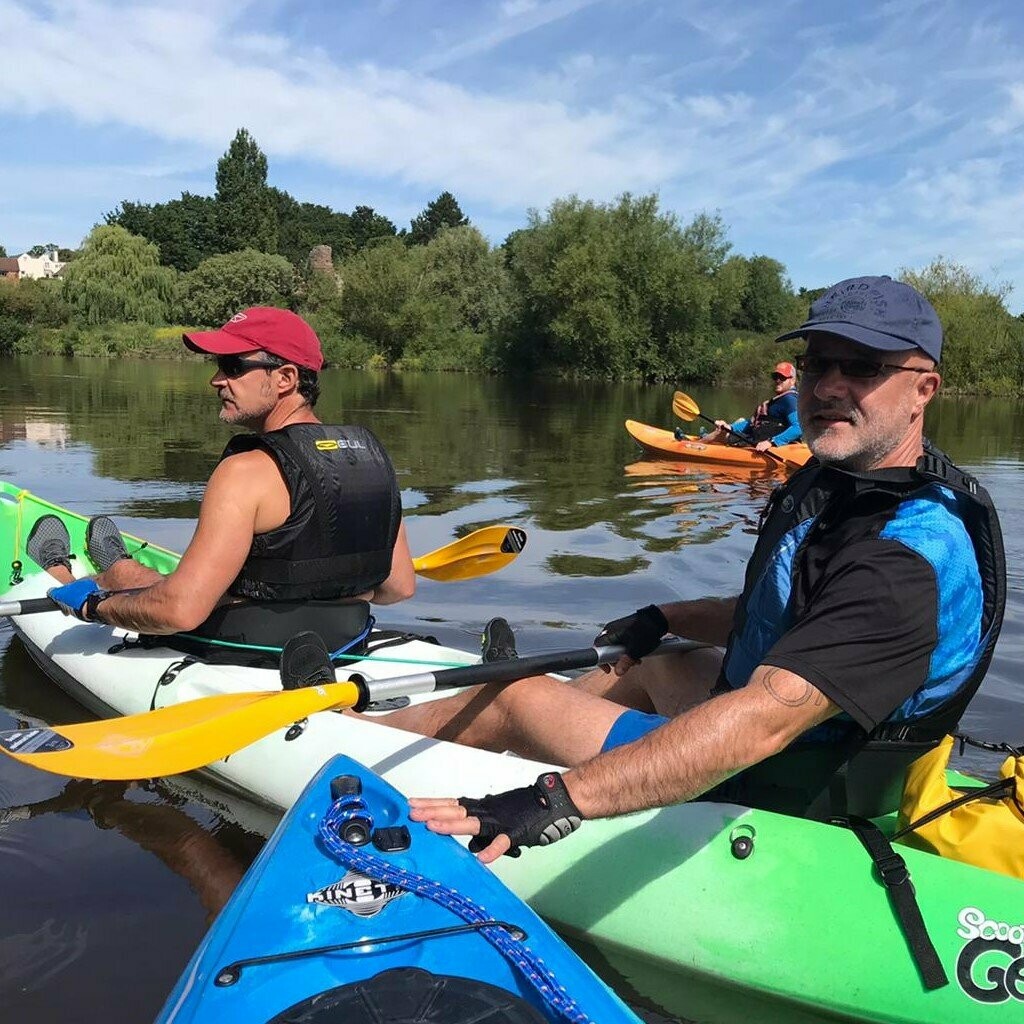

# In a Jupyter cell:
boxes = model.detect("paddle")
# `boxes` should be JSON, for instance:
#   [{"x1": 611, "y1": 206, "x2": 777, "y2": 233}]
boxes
[
  {"x1": 0, "y1": 525, "x2": 529, "y2": 617},
  {"x1": 0, "y1": 639, "x2": 697, "y2": 780},
  {"x1": 672, "y1": 390, "x2": 791, "y2": 467},
  {"x1": 411, "y1": 525, "x2": 526, "y2": 582}
]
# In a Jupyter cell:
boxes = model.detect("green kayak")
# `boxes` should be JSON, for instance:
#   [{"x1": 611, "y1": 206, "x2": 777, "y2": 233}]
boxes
[{"x1": 2, "y1": 479, "x2": 1023, "y2": 1023}]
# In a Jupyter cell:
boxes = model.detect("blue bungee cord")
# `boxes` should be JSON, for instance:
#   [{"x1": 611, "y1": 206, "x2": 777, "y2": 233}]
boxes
[{"x1": 318, "y1": 790, "x2": 595, "y2": 1024}]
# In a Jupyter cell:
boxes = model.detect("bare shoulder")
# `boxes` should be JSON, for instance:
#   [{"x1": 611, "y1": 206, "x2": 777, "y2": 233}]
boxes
[
  {"x1": 205, "y1": 446, "x2": 289, "y2": 533},
  {"x1": 210, "y1": 447, "x2": 280, "y2": 485}
]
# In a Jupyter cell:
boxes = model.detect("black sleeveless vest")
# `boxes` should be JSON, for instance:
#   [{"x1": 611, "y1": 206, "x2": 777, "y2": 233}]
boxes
[{"x1": 223, "y1": 423, "x2": 402, "y2": 602}]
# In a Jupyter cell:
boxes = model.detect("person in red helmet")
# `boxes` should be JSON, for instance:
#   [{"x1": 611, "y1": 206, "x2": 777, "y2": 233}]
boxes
[
  {"x1": 31, "y1": 308, "x2": 415, "y2": 651},
  {"x1": 694, "y1": 360, "x2": 801, "y2": 452}
]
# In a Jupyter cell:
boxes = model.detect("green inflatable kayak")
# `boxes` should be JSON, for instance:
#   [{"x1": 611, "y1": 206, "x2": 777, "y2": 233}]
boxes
[{"x1": 2, "y1": 479, "x2": 1023, "y2": 1023}]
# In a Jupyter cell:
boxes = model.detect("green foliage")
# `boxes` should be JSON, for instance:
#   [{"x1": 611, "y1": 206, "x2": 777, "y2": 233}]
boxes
[
  {"x1": 0, "y1": 277, "x2": 69, "y2": 327},
  {"x1": 407, "y1": 191, "x2": 469, "y2": 246},
  {"x1": 9, "y1": 137, "x2": 1024, "y2": 396},
  {"x1": 215, "y1": 128, "x2": 278, "y2": 254},
  {"x1": 680, "y1": 211, "x2": 732, "y2": 274},
  {"x1": 717, "y1": 333, "x2": 804, "y2": 385},
  {"x1": 106, "y1": 193, "x2": 219, "y2": 272},
  {"x1": 502, "y1": 194, "x2": 718, "y2": 381},
  {"x1": 901, "y1": 258, "x2": 1024, "y2": 392},
  {"x1": 710, "y1": 255, "x2": 749, "y2": 329},
  {"x1": 271, "y1": 189, "x2": 355, "y2": 267},
  {"x1": 332, "y1": 227, "x2": 506, "y2": 371},
  {"x1": 0, "y1": 244, "x2": 7, "y2": 258},
  {"x1": 348, "y1": 206, "x2": 398, "y2": 251},
  {"x1": 62, "y1": 225, "x2": 176, "y2": 325},
  {"x1": 0, "y1": 315, "x2": 26, "y2": 354},
  {"x1": 422, "y1": 225, "x2": 510, "y2": 336},
  {"x1": 27, "y1": 242, "x2": 57, "y2": 258},
  {"x1": 178, "y1": 249, "x2": 296, "y2": 326},
  {"x1": 337, "y1": 239, "x2": 435, "y2": 363},
  {"x1": 737, "y1": 255, "x2": 792, "y2": 333}
]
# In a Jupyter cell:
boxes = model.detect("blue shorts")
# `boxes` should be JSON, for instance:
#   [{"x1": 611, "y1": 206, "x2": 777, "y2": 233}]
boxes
[{"x1": 600, "y1": 709, "x2": 670, "y2": 753}]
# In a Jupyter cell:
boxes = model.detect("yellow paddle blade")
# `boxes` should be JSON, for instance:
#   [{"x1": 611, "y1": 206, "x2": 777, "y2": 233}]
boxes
[
  {"x1": 672, "y1": 390, "x2": 701, "y2": 422},
  {"x1": 0, "y1": 681, "x2": 363, "y2": 780},
  {"x1": 412, "y1": 525, "x2": 527, "y2": 582}
]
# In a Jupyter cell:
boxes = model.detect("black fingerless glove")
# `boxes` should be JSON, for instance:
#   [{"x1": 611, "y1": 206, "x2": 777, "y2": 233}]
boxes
[
  {"x1": 594, "y1": 604, "x2": 669, "y2": 660},
  {"x1": 458, "y1": 772, "x2": 583, "y2": 858}
]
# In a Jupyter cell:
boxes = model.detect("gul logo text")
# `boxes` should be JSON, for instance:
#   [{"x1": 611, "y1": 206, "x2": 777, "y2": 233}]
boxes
[{"x1": 315, "y1": 439, "x2": 367, "y2": 451}]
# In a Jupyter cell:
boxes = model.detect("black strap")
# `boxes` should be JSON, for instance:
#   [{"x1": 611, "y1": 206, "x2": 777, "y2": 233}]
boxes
[
  {"x1": 837, "y1": 815, "x2": 948, "y2": 990},
  {"x1": 893, "y1": 777, "x2": 1017, "y2": 840}
]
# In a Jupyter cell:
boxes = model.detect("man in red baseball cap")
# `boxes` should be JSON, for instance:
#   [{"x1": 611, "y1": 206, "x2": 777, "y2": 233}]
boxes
[
  {"x1": 691, "y1": 358, "x2": 802, "y2": 451},
  {"x1": 33, "y1": 308, "x2": 415, "y2": 654},
  {"x1": 183, "y1": 306, "x2": 325, "y2": 371}
]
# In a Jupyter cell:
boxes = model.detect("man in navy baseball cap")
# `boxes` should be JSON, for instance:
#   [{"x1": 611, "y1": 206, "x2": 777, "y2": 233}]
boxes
[
  {"x1": 770, "y1": 275, "x2": 943, "y2": 472},
  {"x1": 776, "y1": 275, "x2": 942, "y2": 362}
]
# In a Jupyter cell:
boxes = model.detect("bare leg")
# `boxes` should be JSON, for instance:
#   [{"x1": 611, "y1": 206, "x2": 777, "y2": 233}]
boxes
[
  {"x1": 376, "y1": 646, "x2": 723, "y2": 765},
  {"x1": 378, "y1": 674, "x2": 625, "y2": 765},
  {"x1": 575, "y1": 646, "x2": 724, "y2": 717}
]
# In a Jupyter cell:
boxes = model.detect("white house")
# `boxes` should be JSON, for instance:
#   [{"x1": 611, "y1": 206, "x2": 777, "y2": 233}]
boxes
[{"x1": 17, "y1": 248, "x2": 65, "y2": 280}]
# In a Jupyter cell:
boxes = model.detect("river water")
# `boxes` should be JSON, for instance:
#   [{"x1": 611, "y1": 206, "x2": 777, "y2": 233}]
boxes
[{"x1": 0, "y1": 355, "x2": 1021, "y2": 1021}]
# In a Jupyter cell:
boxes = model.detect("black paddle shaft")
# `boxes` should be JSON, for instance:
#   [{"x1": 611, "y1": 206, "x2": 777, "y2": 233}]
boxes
[{"x1": 354, "y1": 638, "x2": 700, "y2": 708}]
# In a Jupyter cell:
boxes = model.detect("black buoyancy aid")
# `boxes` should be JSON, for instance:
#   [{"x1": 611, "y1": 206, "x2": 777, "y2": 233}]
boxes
[
  {"x1": 223, "y1": 423, "x2": 402, "y2": 602},
  {"x1": 715, "y1": 441, "x2": 1005, "y2": 818}
]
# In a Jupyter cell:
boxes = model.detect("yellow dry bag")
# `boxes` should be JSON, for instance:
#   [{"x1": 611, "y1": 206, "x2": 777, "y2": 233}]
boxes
[{"x1": 896, "y1": 735, "x2": 1024, "y2": 880}]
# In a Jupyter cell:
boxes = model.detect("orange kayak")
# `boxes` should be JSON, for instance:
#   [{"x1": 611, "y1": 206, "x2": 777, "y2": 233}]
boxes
[{"x1": 625, "y1": 419, "x2": 811, "y2": 469}]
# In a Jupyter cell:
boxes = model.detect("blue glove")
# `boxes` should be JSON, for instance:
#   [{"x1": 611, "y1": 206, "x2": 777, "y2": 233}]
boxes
[{"x1": 48, "y1": 579, "x2": 99, "y2": 620}]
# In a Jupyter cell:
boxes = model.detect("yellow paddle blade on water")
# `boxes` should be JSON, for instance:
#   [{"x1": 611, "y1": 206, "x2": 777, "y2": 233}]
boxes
[
  {"x1": 672, "y1": 390, "x2": 702, "y2": 422},
  {"x1": 0, "y1": 681, "x2": 363, "y2": 780},
  {"x1": 412, "y1": 525, "x2": 527, "y2": 582}
]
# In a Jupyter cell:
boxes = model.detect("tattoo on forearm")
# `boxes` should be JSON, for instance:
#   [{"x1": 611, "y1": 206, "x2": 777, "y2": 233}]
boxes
[{"x1": 761, "y1": 668, "x2": 823, "y2": 707}]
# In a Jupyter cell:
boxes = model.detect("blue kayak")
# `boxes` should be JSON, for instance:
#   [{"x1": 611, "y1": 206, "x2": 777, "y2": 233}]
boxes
[{"x1": 157, "y1": 755, "x2": 642, "y2": 1024}]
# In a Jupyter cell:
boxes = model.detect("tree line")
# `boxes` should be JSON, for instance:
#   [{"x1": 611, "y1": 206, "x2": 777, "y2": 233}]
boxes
[{"x1": 3, "y1": 129, "x2": 1023, "y2": 391}]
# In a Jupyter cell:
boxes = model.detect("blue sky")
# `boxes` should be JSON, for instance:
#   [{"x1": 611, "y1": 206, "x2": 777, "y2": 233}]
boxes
[{"x1": 3, "y1": 0, "x2": 1024, "y2": 307}]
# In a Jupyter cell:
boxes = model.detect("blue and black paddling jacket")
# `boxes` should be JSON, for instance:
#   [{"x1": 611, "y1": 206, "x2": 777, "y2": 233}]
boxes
[{"x1": 709, "y1": 442, "x2": 1005, "y2": 818}]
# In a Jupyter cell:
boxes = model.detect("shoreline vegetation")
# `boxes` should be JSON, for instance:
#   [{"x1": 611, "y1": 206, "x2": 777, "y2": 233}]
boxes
[{"x1": 3, "y1": 130, "x2": 1023, "y2": 393}]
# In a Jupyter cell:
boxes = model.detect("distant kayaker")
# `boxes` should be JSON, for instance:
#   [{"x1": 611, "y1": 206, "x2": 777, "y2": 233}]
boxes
[
  {"x1": 681, "y1": 360, "x2": 801, "y2": 452},
  {"x1": 393, "y1": 276, "x2": 1004, "y2": 862},
  {"x1": 27, "y1": 308, "x2": 415, "y2": 638}
]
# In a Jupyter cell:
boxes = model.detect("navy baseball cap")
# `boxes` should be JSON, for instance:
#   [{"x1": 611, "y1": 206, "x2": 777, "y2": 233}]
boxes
[{"x1": 776, "y1": 276, "x2": 942, "y2": 362}]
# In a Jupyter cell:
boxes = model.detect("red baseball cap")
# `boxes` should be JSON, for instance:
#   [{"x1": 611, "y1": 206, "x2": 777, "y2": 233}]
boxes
[
  {"x1": 183, "y1": 307, "x2": 324, "y2": 371},
  {"x1": 774, "y1": 361, "x2": 796, "y2": 378}
]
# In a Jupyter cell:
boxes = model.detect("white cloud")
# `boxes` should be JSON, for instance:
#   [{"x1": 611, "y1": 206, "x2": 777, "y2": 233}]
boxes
[
  {"x1": 986, "y1": 82, "x2": 1024, "y2": 133},
  {"x1": 681, "y1": 93, "x2": 753, "y2": 124},
  {"x1": 5, "y1": 0, "x2": 1024, "y2": 305},
  {"x1": 417, "y1": 0, "x2": 600, "y2": 73},
  {"x1": 502, "y1": 0, "x2": 539, "y2": 16},
  {"x1": 0, "y1": 0, "x2": 669, "y2": 211}
]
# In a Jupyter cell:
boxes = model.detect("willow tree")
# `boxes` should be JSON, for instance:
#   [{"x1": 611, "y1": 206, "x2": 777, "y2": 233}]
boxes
[{"x1": 62, "y1": 225, "x2": 176, "y2": 324}]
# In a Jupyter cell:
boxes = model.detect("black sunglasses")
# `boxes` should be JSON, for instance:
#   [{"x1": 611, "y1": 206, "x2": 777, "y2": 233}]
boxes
[
  {"x1": 771, "y1": 373, "x2": 790, "y2": 382},
  {"x1": 795, "y1": 354, "x2": 933, "y2": 380},
  {"x1": 214, "y1": 355, "x2": 287, "y2": 379}
]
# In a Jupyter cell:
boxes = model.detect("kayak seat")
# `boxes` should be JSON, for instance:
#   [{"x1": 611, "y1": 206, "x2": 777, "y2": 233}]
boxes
[
  {"x1": 267, "y1": 966, "x2": 548, "y2": 1023},
  {"x1": 141, "y1": 599, "x2": 372, "y2": 669},
  {"x1": 708, "y1": 740, "x2": 936, "y2": 821}
]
